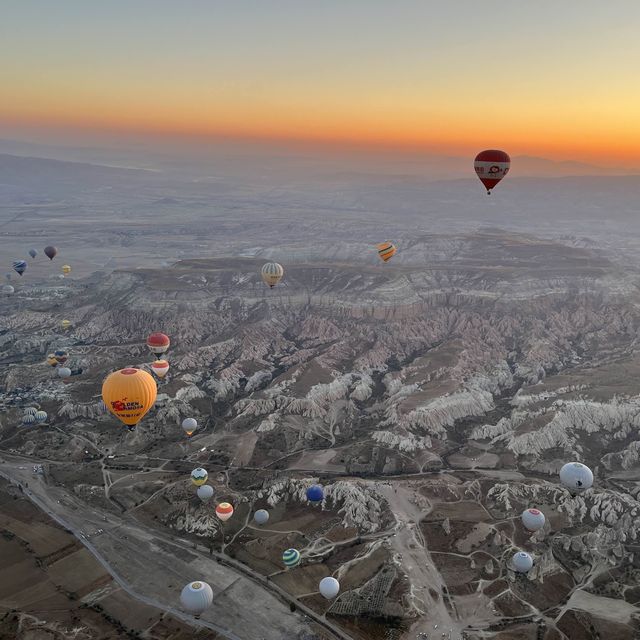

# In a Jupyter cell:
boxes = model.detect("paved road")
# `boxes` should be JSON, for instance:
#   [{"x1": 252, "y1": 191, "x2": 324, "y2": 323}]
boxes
[{"x1": 0, "y1": 457, "x2": 352, "y2": 640}]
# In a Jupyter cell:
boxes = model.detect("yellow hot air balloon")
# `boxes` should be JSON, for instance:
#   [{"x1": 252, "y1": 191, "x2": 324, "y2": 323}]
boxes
[
  {"x1": 61, "y1": 320, "x2": 72, "y2": 330},
  {"x1": 101, "y1": 368, "x2": 157, "y2": 430},
  {"x1": 62, "y1": 265, "x2": 71, "y2": 276},
  {"x1": 46, "y1": 354, "x2": 58, "y2": 367},
  {"x1": 376, "y1": 242, "x2": 396, "y2": 263},
  {"x1": 261, "y1": 262, "x2": 284, "y2": 288}
]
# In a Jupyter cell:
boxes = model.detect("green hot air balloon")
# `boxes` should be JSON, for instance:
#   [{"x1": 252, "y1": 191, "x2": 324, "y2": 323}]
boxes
[{"x1": 282, "y1": 548, "x2": 301, "y2": 568}]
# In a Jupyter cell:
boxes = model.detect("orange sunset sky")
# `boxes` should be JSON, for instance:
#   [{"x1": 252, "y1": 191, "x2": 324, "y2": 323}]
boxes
[{"x1": 2, "y1": 1, "x2": 640, "y2": 167}]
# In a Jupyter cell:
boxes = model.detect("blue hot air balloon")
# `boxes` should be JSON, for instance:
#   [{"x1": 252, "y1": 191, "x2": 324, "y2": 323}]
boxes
[
  {"x1": 12, "y1": 260, "x2": 27, "y2": 276},
  {"x1": 306, "y1": 484, "x2": 324, "y2": 504},
  {"x1": 28, "y1": 248, "x2": 37, "y2": 259}
]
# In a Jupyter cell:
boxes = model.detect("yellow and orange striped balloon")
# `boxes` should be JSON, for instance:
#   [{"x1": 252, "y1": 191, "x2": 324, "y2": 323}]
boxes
[
  {"x1": 101, "y1": 368, "x2": 157, "y2": 429},
  {"x1": 376, "y1": 242, "x2": 397, "y2": 263}
]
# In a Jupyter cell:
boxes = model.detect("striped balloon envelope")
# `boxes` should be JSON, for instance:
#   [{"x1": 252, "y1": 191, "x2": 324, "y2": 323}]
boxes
[
  {"x1": 147, "y1": 332, "x2": 170, "y2": 358},
  {"x1": 474, "y1": 150, "x2": 510, "y2": 194},
  {"x1": 282, "y1": 548, "x2": 301, "y2": 568},
  {"x1": 261, "y1": 262, "x2": 284, "y2": 288},
  {"x1": 215, "y1": 502, "x2": 234, "y2": 522},
  {"x1": 376, "y1": 242, "x2": 397, "y2": 263},
  {"x1": 151, "y1": 359, "x2": 170, "y2": 379}
]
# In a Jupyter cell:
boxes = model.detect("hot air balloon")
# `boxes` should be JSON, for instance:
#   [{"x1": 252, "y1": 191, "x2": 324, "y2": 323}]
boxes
[
  {"x1": 12, "y1": 260, "x2": 27, "y2": 276},
  {"x1": 254, "y1": 509, "x2": 269, "y2": 525},
  {"x1": 28, "y1": 249, "x2": 37, "y2": 259},
  {"x1": 34, "y1": 411, "x2": 47, "y2": 423},
  {"x1": 1, "y1": 284, "x2": 14, "y2": 295},
  {"x1": 474, "y1": 150, "x2": 510, "y2": 194},
  {"x1": 521, "y1": 508, "x2": 545, "y2": 532},
  {"x1": 512, "y1": 551, "x2": 533, "y2": 573},
  {"x1": 191, "y1": 468, "x2": 208, "y2": 486},
  {"x1": 306, "y1": 484, "x2": 324, "y2": 504},
  {"x1": 61, "y1": 320, "x2": 72, "y2": 330},
  {"x1": 46, "y1": 354, "x2": 58, "y2": 367},
  {"x1": 22, "y1": 414, "x2": 36, "y2": 426},
  {"x1": 182, "y1": 417, "x2": 197, "y2": 436},
  {"x1": 44, "y1": 246, "x2": 57, "y2": 260},
  {"x1": 54, "y1": 349, "x2": 68, "y2": 365},
  {"x1": 282, "y1": 548, "x2": 301, "y2": 568},
  {"x1": 101, "y1": 368, "x2": 157, "y2": 430},
  {"x1": 376, "y1": 242, "x2": 397, "y2": 263},
  {"x1": 151, "y1": 359, "x2": 170, "y2": 379},
  {"x1": 61, "y1": 265, "x2": 71, "y2": 276},
  {"x1": 319, "y1": 577, "x2": 340, "y2": 600},
  {"x1": 147, "y1": 332, "x2": 170, "y2": 358},
  {"x1": 57, "y1": 367, "x2": 72, "y2": 379},
  {"x1": 261, "y1": 262, "x2": 284, "y2": 288},
  {"x1": 180, "y1": 581, "x2": 213, "y2": 618},
  {"x1": 23, "y1": 407, "x2": 37, "y2": 416},
  {"x1": 215, "y1": 502, "x2": 234, "y2": 522},
  {"x1": 559, "y1": 462, "x2": 593, "y2": 491},
  {"x1": 197, "y1": 485, "x2": 215, "y2": 502}
]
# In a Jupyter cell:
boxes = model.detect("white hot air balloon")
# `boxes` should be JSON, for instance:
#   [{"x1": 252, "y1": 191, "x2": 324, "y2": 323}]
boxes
[
  {"x1": 512, "y1": 551, "x2": 534, "y2": 573},
  {"x1": 180, "y1": 581, "x2": 213, "y2": 618},
  {"x1": 319, "y1": 576, "x2": 340, "y2": 599},
  {"x1": 22, "y1": 414, "x2": 36, "y2": 426},
  {"x1": 254, "y1": 509, "x2": 269, "y2": 525},
  {"x1": 197, "y1": 485, "x2": 214, "y2": 502},
  {"x1": 261, "y1": 262, "x2": 284, "y2": 288},
  {"x1": 182, "y1": 417, "x2": 198, "y2": 436},
  {"x1": 2, "y1": 284, "x2": 14, "y2": 295},
  {"x1": 34, "y1": 411, "x2": 48, "y2": 423},
  {"x1": 57, "y1": 367, "x2": 72, "y2": 379},
  {"x1": 559, "y1": 462, "x2": 593, "y2": 491},
  {"x1": 521, "y1": 508, "x2": 545, "y2": 532}
]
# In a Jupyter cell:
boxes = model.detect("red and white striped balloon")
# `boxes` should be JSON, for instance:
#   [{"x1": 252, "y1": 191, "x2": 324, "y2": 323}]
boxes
[
  {"x1": 215, "y1": 502, "x2": 234, "y2": 522},
  {"x1": 474, "y1": 150, "x2": 510, "y2": 194},
  {"x1": 151, "y1": 359, "x2": 170, "y2": 379}
]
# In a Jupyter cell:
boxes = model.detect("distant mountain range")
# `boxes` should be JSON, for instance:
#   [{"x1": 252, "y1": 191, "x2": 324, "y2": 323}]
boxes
[
  {"x1": 511, "y1": 155, "x2": 639, "y2": 177},
  {"x1": 0, "y1": 136, "x2": 637, "y2": 181}
]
